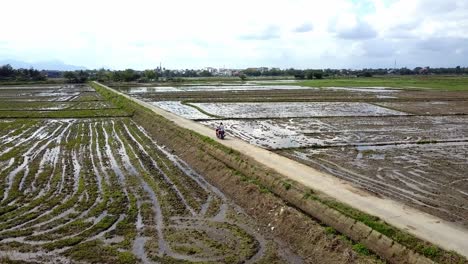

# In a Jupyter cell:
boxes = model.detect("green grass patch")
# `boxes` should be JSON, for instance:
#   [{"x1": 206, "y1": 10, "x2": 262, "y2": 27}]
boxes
[
  {"x1": 353, "y1": 243, "x2": 371, "y2": 256},
  {"x1": 298, "y1": 75, "x2": 468, "y2": 91},
  {"x1": 181, "y1": 101, "x2": 224, "y2": 118},
  {"x1": 65, "y1": 240, "x2": 138, "y2": 264},
  {"x1": 282, "y1": 181, "x2": 292, "y2": 191},
  {"x1": 304, "y1": 192, "x2": 466, "y2": 263},
  {"x1": 324, "y1": 226, "x2": 337, "y2": 235},
  {"x1": 0, "y1": 109, "x2": 130, "y2": 118},
  {"x1": 416, "y1": 139, "x2": 438, "y2": 144},
  {"x1": 0, "y1": 79, "x2": 66, "y2": 86}
]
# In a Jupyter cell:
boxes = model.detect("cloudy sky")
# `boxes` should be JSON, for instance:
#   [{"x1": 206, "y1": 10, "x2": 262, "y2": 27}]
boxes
[{"x1": 1, "y1": 0, "x2": 467, "y2": 70}]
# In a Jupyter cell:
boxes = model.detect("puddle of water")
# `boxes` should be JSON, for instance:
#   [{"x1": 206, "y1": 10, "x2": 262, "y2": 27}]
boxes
[{"x1": 376, "y1": 95, "x2": 397, "y2": 99}]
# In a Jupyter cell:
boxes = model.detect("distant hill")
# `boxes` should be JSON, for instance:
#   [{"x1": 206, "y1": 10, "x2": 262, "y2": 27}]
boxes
[{"x1": 0, "y1": 59, "x2": 86, "y2": 71}]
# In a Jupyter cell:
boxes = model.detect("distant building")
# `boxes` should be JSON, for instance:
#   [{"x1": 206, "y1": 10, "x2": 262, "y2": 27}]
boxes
[
  {"x1": 204, "y1": 67, "x2": 217, "y2": 74},
  {"x1": 218, "y1": 68, "x2": 233, "y2": 76},
  {"x1": 419, "y1": 67, "x2": 429, "y2": 75}
]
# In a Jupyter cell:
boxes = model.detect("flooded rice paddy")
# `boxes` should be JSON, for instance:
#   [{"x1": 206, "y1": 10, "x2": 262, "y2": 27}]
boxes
[
  {"x1": 281, "y1": 142, "x2": 468, "y2": 225},
  {"x1": 0, "y1": 84, "x2": 280, "y2": 263},
  {"x1": 201, "y1": 115, "x2": 468, "y2": 149},
  {"x1": 153, "y1": 102, "x2": 406, "y2": 120},
  {"x1": 153, "y1": 101, "x2": 213, "y2": 120},
  {"x1": 191, "y1": 102, "x2": 406, "y2": 118},
  {"x1": 120, "y1": 85, "x2": 306, "y2": 95},
  {"x1": 120, "y1": 83, "x2": 468, "y2": 227},
  {"x1": 0, "y1": 85, "x2": 128, "y2": 119}
]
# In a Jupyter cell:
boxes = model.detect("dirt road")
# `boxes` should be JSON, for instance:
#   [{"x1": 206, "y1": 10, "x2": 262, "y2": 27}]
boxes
[{"x1": 97, "y1": 82, "x2": 468, "y2": 258}]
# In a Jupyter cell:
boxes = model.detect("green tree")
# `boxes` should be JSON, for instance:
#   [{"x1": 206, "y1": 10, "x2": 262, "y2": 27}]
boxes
[
  {"x1": 313, "y1": 72, "x2": 323, "y2": 79},
  {"x1": 143, "y1": 70, "x2": 157, "y2": 80},
  {"x1": 76, "y1": 70, "x2": 89, "y2": 83},
  {"x1": 96, "y1": 68, "x2": 110, "y2": 82},
  {"x1": 63, "y1": 71, "x2": 76, "y2": 83},
  {"x1": 121, "y1": 69, "x2": 140, "y2": 82},
  {"x1": 239, "y1": 73, "x2": 247, "y2": 81},
  {"x1": 199, "y1": 70, "x2": 212, "y2": 77},
  {"x1": 0, "y1": 64, "x2": 15, "y2": 80}
]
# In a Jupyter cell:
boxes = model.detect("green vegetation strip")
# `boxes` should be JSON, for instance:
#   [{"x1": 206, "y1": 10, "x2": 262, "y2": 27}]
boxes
[
  {"x1": 301, "y1": 189, "x2": 465, "y2": 263},
  {"x1": 181, "y1": 101, "x2": 224, "y2": 118},
  {"x1": 0, "y1": 80, "x2": 66, "y2": 86},
  {"x1": 298, "y1": 76, "x2": 468, "y2": 91},
  {"x1": 0, "y1": 109, "x2": 131, "y2": 119}
]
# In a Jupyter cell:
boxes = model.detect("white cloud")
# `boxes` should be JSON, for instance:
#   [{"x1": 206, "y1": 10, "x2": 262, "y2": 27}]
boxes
[
  {"x1": 0, "y1": 0, "x2": 467, "y2": 69},
  {"x1": 293, "y1": 23, "x2": 314, "y2": 33}
]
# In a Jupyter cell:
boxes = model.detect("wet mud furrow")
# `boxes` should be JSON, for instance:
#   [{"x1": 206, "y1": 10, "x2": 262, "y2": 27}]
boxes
[
  {"x1": 119, "y1": 121, "x2": 263, "y2": 262},
  {"x1": 0, "y1": 117, "x2": 267, "y2": 263},
  {"x1": 284, "y1": 142, "x2": 468, "y2": 225}
]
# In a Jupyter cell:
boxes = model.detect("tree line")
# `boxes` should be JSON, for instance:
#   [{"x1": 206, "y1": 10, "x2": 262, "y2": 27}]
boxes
[
  {"x1": 48, "y1": 66, "x2": 468, "y2": 83},
  {"x1": 2, "y1": 64, "x2": 468, "y2": 84},
  {"x1": 0, "y1": 64, "x2": 46, "y2": 81},
  {"x1": 241, "y1": 66, "x2": 468, "y2": 79}
]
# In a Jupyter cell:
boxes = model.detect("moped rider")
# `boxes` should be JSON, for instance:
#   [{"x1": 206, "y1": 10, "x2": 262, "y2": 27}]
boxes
[
  {"x1": 216, "y1": 122, "x2": 225, "y2": 138},
  {"x1": 218, "y1": 122, "x2": 225, "y2": 133}
]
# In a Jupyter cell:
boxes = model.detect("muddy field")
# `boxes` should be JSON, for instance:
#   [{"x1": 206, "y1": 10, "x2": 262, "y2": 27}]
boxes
[
  {"x1": 281, "y1": 143, "x2": 468, "y2": 226},
  {"x1": 0, "y1": 85, "x2": 102, "y2": 102},
  {"x1": 153, "y1": 101, "x2": 214, "y2": 120},
  {"x1": 192, "y1": 102, "x2": 405, "y2": 118},
  {"x1": 0, "y1": 84, "x2": 301, "y2": 263},
  {"x1": 376, "y1": 101, "x2": 468, "y2": 115},
  {"x1": 123, "y1": 84, "x2": 468, "y2": 228},
  {"x1": 0, "y1": 85, "x2": 128, "y2": 119},
  {"x1": 201, "y1": 115, "x2": 468, "y2": 149},
  {"x1": 115, "y1": 85, "x2": 468, "y2": 103},
  {"x1": 0, "y1": 117, "x2": 279, "y2": 263}
]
